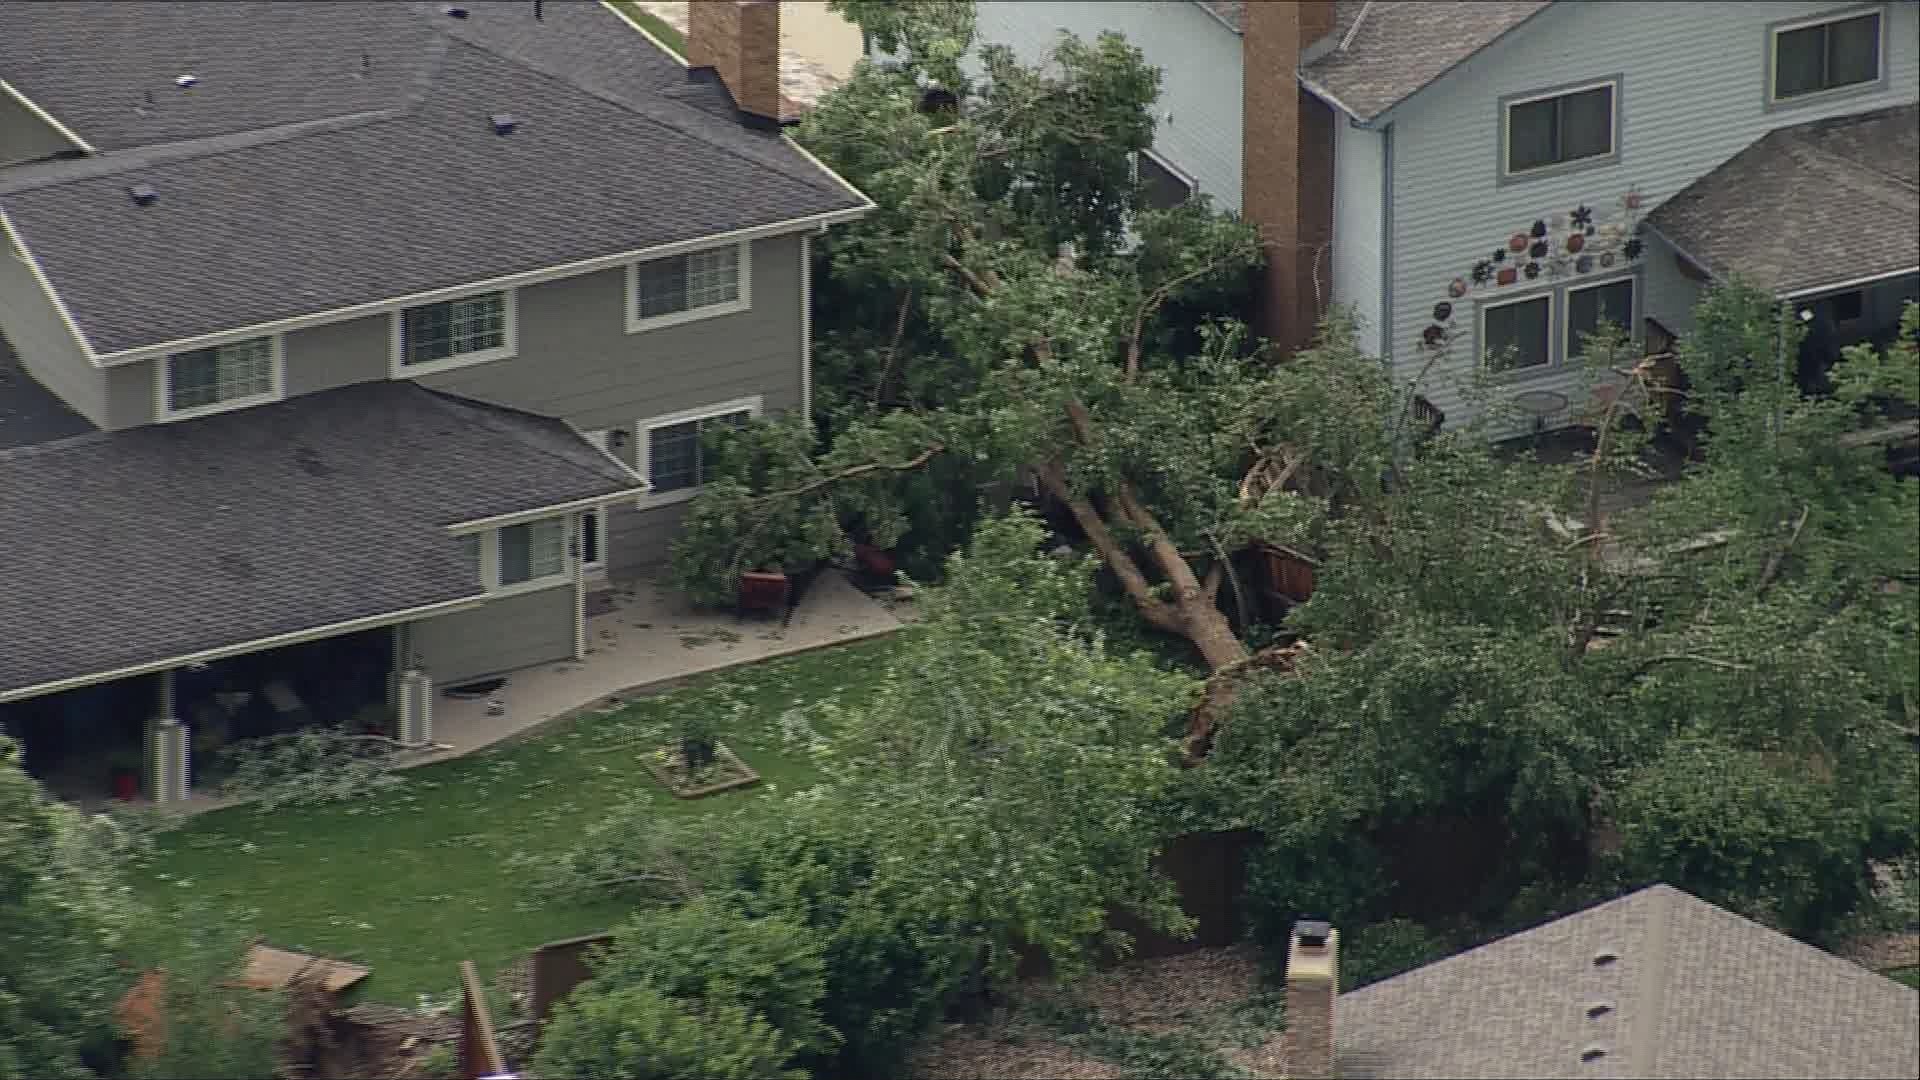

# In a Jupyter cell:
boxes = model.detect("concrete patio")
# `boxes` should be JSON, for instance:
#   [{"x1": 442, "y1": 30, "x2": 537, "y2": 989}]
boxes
[
  {"x1": 415, "y1": 567, "x2": 912, "y2": 764},
  {"x1": 135, "y1": 567, "x2": 910, "y2": 818}
]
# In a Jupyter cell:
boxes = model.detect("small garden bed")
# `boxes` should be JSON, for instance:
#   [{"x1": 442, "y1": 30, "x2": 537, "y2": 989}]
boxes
[{"x1": 643, "y1": 741, "x2": 761, "y2": 800}]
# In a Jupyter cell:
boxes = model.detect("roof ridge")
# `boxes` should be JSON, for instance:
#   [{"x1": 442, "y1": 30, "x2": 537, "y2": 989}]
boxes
[
  {"x1": 440, "y1": 30, "x2": 843, "y2": 200},
  {"x1": 1624, "y1": 885, "x2": 1678, "y2": 1075},
  {"x1": 0, "y1": 108, "x2": 409, "y2": 195},
  {"x1": 416, "y1": 386, "x2": 633, "y2": 494}
]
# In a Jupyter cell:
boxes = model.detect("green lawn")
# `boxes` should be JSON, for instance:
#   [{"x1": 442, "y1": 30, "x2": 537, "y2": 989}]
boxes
[
  {"x1": 1889, "y1": 966, "x2": 1920, "y2": 989},
  {"x1": 606, "y1": 0, "x2": 685, "y2": 57},
  {"x1": 130, "y1": 636, "x2": 903, "y2": 1004}
]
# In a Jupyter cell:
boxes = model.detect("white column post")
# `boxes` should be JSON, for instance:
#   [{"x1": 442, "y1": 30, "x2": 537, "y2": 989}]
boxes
[
  {"x1": 147, "y1": 669, "x2": 189, "y2": 803},
  {"x1": 572, "y1": 512, "x2": 589, "y2": 661}
]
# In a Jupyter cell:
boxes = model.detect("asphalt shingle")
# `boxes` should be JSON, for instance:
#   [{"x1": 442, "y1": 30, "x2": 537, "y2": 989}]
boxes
[
  {"x1": 0, "y1": 380, "x2": 640, "y2": 696},
  {"x1": 1332, "y1": 884, "x2": 1920, "y2": 1078},
  {"x1": 1646, "y1": 103, "x2": 1920, "y2": 296},
  {"x1": 0, "y1": 1, "x2": 868, "y2": 356},
  {"x1": 1300, "y1": 1, "x2": 1551, "y2": 121}
]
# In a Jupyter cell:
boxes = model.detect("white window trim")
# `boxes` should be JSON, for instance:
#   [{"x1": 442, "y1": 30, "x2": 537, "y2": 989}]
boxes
[
  {"x1": 1500, "y1": 78, "x2": 1619, "y2": 179},
  {"x1": 388, "y1": 287, "x2": 519, "y2": 378},
  {"x1": 154, "y1": 334, "x2": 286, "y2": 422},
  {"x1": 468, "y1": 515, "x2": 573, "y2": 598},
  {"x1": 1767, "y1": 5, "x2": 1885, "y2": 106},
  {"x1": 625, "y1": 240, "x2": 753, "y2": 334},
  {"x1": 1480, "y1": 289, "x2": 1556, "y2": 375},
  {"x1": 635, "y1": 395, "x2": 764, "y2": 508},
  {"x1": 1562, "y1": 274, "x2": 1639, "y2": 365}
]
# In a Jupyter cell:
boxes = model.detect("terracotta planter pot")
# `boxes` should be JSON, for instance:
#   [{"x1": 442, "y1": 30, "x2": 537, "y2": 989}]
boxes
[
  {"x1": 1566, "y1": 233, "x2": 1585, "y2": 254},
  {"x1": 1508, "y1": 232, "x2": 1529, "y2": 252},
  {"x1": 853, "y1": 543, "x2": 896, "y2": 579},
  {"x1": 738, "y1": 570, "x2": 790, "y2": 614},
  {"x1": 1496, "y1": 267, "x2": 1519, "y2": 286}
]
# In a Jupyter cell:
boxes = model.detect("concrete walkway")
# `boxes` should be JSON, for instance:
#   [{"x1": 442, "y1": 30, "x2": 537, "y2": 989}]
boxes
[{"x1": 416, "y1": 567, "x2": 909, "y2": 763}]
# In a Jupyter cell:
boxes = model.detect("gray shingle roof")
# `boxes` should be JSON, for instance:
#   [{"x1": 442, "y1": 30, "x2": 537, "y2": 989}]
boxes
[
  {"x1": 1333, "y1": 884, "x2": 1920, "y2": 1079},
  {"x1": 0, "y1": 331, "x2": 94, "y2": 450},
  {"x1": 1196, "y1": 1, "x2": 1550, "y2": 121},
  {"x1": 0, "y1": 381, "x2": 639, "y2": 697},
  {"x1": 0, "y1": 1, "x2": 867, "y2": 356},
  {"x1": 1301, "y1": 1, "x2": 1551, "y2": 121},
  {"x1": 1646, "y1": 103, "x2": 1920, "y2": 297}
]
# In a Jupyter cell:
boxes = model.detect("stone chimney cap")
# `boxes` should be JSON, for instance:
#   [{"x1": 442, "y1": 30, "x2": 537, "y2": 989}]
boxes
[{"x1": 1295, "y1": 919, "x2": 1333, "y2": 946}]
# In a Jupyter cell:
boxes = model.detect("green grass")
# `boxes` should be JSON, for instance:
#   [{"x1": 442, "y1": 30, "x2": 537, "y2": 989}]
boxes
[
  {"x1": 606, "y1": 0, "x2": 685, "y2": 57},
  {"x1": 1887, "y1": 966, "x2": 1920, "y2": 989},
  {"x1": 130, "y1": 636, "x2": 903, "y2": 1004}
]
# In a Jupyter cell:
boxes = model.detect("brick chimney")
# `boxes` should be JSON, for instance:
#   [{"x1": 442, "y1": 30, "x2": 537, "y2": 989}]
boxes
[
  {"x1": 1242, "y1": 1, "x2": 1338, "y2": 355},
  {"x1": 686, "y1": 0, "x2": 783, "y2": 129},
  {"x1": 1282, "y1": 919, "x2": 1339, "y2": 1079}
]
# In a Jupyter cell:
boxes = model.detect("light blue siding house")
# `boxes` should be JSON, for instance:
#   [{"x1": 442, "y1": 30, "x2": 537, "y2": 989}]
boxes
[{"x1": 914, "y1": 2, "x2": 1920, "y2": 433}]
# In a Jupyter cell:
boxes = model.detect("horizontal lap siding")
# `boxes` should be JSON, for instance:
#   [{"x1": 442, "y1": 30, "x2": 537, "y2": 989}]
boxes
[
  {"x1": 408, "y1": 583, "x2": 575, "y2": 686},
  {"x1": 969, "y1": 1, "x2": 1245, "y2": 211},
  {"x1": 1386, "y1": 0, "x2": 1920, "y2": 434}
]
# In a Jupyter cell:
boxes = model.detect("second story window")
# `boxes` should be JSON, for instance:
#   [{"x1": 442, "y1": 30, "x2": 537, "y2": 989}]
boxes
[
  {"x1": 627, "y1": 242, "x2": 750, "y2": 332},
  {"x1": 393, "y1": 290, "x2": 515, "y2": 376},
  {"x1": 1504, "y1": 82, "x2": 1616, "y2": 177},
  {"x1": 1772, "y1": 9, "x2": 1881, "y2": 102},
  {"x1": 160, "y1": 335, "x2": 281, "y2": 420}
]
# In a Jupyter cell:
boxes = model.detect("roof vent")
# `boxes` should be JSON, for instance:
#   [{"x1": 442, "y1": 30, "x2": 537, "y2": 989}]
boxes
[
  {"x1": 1585, "y1": 1002, "x2": 1614, "y2": 1019},
  {"x1": 127, "y1": 183, "x2": 159, "y2": 207},
  {"x1": 489, "y1": 113, "x2": 518, "y2": 136},
  {"x1": 1580, "y1": 1046, "x2": 1608, "y2": 1063},
  {"x1": 174, "y1": 74, "x2": 198, "y2": 89},
  {"x1": 443, "y1": 5, "x2": 470, "y2": 18},
  {"x1": 1592, "y1": 950, "x2": 1619, "y2": 967}
]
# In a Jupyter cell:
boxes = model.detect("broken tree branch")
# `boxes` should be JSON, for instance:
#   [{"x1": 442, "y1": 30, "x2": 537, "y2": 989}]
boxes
[
  {"x1": 744, "y1": 445, "x2": 946, "y2": 506},
  {"x1": 1756, "y1": 504, "x2": 1811, "y2": 596}
]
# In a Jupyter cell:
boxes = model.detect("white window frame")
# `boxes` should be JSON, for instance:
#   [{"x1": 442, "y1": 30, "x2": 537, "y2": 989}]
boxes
[
  {"x1": 625, "y1": 240, "x2": 752, "y2": 334},
  {"x1": 635, "y1": 395, "x2": 764, "y2": 507},
  {"x1": 1562, "y1": 275, "x2": 1639, "y2": 365},
  {"x1": 1480, "y1": 290, "x2": 1556, "y2": 375},
  {"x1": 389, "y1": 288, "x2": 518, "y2": 378},
  {"x1": 155, "y1": 333, "x2": 285, "y2": 422},
  {"x1": 1500, "y1": 78, "x2": 1619, "y2": 180},
  {"x1": 1767, "y1": 5, "x2": 1885, "y2": 106},
  {"x1": 460, "y1": 515, "x2": 573, "y2": 598}
]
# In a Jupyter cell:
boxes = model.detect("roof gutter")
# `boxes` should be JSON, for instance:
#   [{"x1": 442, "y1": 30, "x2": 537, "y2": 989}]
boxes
[
  {"x1": 446, "y1": 487, "x2": 652, "y2": 534},
  {"x1": 0, "y1": 592, "x2": 490, "y2": 705},
  {"x1": 1781, "y1": 266, "x2": 1920, "y2": 300},
  {"x1": 0, "y1": 77, "x2": 95, "y2": 154}
]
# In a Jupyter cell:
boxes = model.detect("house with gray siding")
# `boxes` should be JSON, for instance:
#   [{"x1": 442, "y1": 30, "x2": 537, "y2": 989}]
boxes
[
  {"x1": 0, "y1": 0, "x2": 870, "y2": 802},
  {"x1": 946, "y1": 2, "x2": 1919, "y2": 434}
]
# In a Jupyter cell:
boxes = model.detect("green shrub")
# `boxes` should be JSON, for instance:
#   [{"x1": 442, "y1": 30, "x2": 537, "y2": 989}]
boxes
[
  {"x1": 1340, "y1": 919, "x2": 1453, "y2": 990},
  {"x1": 586, "y1": 896, "x2": 838, "y2": 1064},
  {"x1": 533, "y1": 983, "x2": 804, "y2": 1080},
  {"x1": 677, "y1": 711, "x2": 720, "y2": 771}
]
